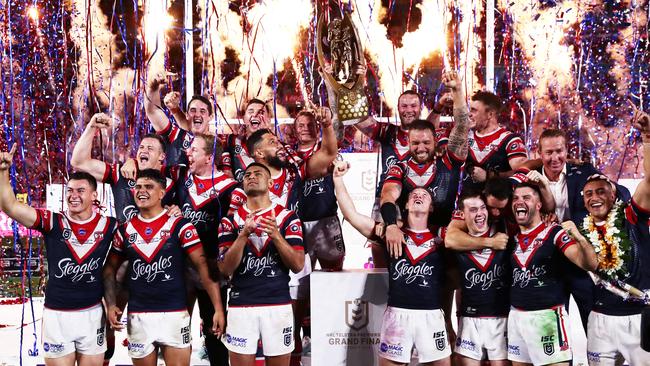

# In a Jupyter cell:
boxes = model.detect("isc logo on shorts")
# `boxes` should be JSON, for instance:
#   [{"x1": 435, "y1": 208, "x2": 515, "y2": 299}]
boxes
[
  {"x1": 541, "y1": 335, "x2": 555, "y2": 355},
  {"x1": 433, "y1": 331, "x2": 446, "y2": 351},
  {"x1": 283, "y1": 326, "x2": 292, "y2": 347},
  {"x1": 97, "y1": 327, "x2": 105, "y2": 346},
  {"x1": 181, "y1": 325, "x2": 190, "y2": 344}
]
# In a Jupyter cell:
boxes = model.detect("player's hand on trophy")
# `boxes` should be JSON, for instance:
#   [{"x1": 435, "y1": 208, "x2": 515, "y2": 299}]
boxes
[
  {"x1": 108, "y1": 305, "x2": 124, "y2": 331},
  {"x1": 120, "y1": 158, "x2": 138, "y2": 181},
  {"x1": 332, "y1": 160, "x2": 350, "y2": 178},
  {"x1": 89, "y1": 113, "x2": 114, "y2": 130},
  {"x1": 163, "y1": 91, "x2": 182, "y2": 112},
  {"x1": 353, "y1": 62, "x2": 367, "y2": 84},
  {"x1": 441, "y1": 71, "x2": 460, "y2": 92},
  {"x1": 385, "y1": 224, "x2": 406, "y2": 258},
  {"x1": 488, "y1": 232, "x2": 508, "y2": 251},
  {"x1": 0, "y1": 143, "x2": 16, "y2": 171}
]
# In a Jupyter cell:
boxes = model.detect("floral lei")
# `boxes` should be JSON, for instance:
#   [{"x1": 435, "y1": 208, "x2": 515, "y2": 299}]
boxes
[{"x1": 581, "y1": 200, "x2": 632, "y2": 280}]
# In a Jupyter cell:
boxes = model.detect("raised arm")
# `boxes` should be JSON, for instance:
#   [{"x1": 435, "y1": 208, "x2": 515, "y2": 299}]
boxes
[
  {"x1": 426, "y1": 92, "x2": 453, "y2": 130},
  {"x1": 70, "y1": 113, "x2": 112, "y2": 181},
  {"x1": 443, "y1": 71, "x2": 470, "y2": 160},
  {"x1": 445, "y1": 219, "x2": 508, "y2": 251},
  {"x1": 163, "y1": 91, "x2": 190, "y2": 131},
  {"x1": 306, "y1": 107, "x2": 338, "y2": 179},
  {"x1": 332, "y1": 160, "x2": 376, "y2": 238},
  {"x1": 0, "y1": 145, "x2": 37, "y2": 227},
  {"x1": 144, "y1": 72, "x2": 173, "y2": 132},
  {"x1": 632, "y1": 109, "x2": 650, "y2": 210}
]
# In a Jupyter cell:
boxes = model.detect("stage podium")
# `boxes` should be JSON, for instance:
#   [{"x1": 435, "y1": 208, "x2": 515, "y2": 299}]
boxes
[{"x1": 311, "y1": 269, "x2": 418, "y2": 366}]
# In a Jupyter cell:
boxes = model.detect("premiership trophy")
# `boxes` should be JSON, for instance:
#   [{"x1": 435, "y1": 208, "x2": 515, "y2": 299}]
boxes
[{"x1": 316, "y1": 11, "x2": 369, "y2": 125}]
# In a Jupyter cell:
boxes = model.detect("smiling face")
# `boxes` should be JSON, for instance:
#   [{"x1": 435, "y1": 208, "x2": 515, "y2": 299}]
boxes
[
  {"x1": 66, "y1": 179, "x2": 97, "y2": 216},
  {"x1": 186, "y1": 99, "x2": 213, "y2": 134},
  {"x1": 187, "y1": 137, "x2": 212, "y2": 175},
  {"x1": 405, "y1": 188, "x2": 433, "y2": 215},
  {"x1": 512, "y1": 186, "x2": 542, "y2": 228},
  {"x1": 583, "y1": 180, "x2": 616, "y2": 222},
  {"x1": 397, "y1": 93, "x2": 421, "y2": 128},
  {"x1": 462, "y1": 196, "x2": 489, "y2": 235},
  {"x1": 408, "y1": 128, "x2": 436, "y2": 164},
  {"x1": 137, "y1": 137, "x2": 166, "y2": 170},
  {"x1": 134, "y1": 177, "x2": 164, "y2": 211},
  {"x1": 539, "y1": 136, "x2": 567, "y2": 179},
  {"x1": 469, "y1": 100, "x2": 494, "y2": 131},
  {"x1": 254, "y1": 133, "x2": 288, "y2": 169},
  {"x1": 294, "y1": 114, "x2": 318, "y2": 145},
  {"x1": 243, "y1": 102, "x2": 270, "y2": 136}
]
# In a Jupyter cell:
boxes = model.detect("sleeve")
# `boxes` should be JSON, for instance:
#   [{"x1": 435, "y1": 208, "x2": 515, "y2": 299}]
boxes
[
  {"x1": 451, "y1": 209, "x2": 463, "y2": 221},
  {"x1": 219, "y1": 151, "x2": 232, "y2": 172},
  {"x1": 435, "y1": 127, "x2": 449, "y2": 147},
  {"x1": 508, "y1": 167, "x2": 531, "y2": 185},
  {"x1": 444, "y1": 147, "x2": 465, "y2": 167},
  {"x1": 365, "y1": 121, "x2": 388, "y2": 141},
  {"x1": 30, "y1": 209, "x2": 54, "y2": 232},
  {"x1": 554, "y1": 227, "x2": 577, "y2": 253},
  {"x1": 229, "y1": 188, "x2": 247, "y2": 214},
  {"x1": 111, "y1": 226, "x2": 126, "y2": 255},
  {"x1": 218, "y1": 216, "x2": 238, "y2": 249},
  {"x1": 437, "y1": 226, "x2": 447, "y2": 241},
  {"x1": 384, "y1": 162, "x2": 405, "y2": 186},
  {"x1": 625, "y1": 199, "x2": 650, "y2": 227},
  {"x1": 156, "y1": 120, "x2": 178, "y2": 143},
  {"x1": 179, "y1": 222, "x2": 202, "y2": 253},
  {"x1": 101, "y1": 163, "x2": 119, "y2": 184},
  {"x1": 281, "y1": 213, "x2": 304, "y2": 250},
  {"x1": 505, "y1": 135, "x2": 528, "y2": 160},
  {"x1": 162, "y1": 164, "x2": 183, "y2": 180}
]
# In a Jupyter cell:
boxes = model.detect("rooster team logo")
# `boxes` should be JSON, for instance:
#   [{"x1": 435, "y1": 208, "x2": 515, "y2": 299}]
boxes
[{"x1": 345, "y1": 298, "x2": 369, "y2": 331}]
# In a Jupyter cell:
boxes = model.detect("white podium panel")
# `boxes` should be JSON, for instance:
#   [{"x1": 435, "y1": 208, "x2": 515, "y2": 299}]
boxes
[{"x1": 311, "y1": 269, "x2": 418, "y2": 366}]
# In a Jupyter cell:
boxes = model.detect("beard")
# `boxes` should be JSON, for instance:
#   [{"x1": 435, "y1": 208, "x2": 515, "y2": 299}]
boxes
[{"x1": 267, "y1": 155, "x2": 288, "y2": 169}]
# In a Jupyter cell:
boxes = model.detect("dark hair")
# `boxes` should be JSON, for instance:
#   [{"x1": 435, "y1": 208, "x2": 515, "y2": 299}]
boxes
[
  {"x1": 407, "y1": 119, "x2": 436, "y2": 135},
  {"x1": 245, "y1": 162, "x2": 271, "y2": 177},
  {"x1": 246, "y1": 128, "x2": 272, "y2": 154},
  {"x1": 187, "y1": 95, "x2": 213, "y2": 116},
  {"x1": 398, "y1": 90, "x2": 422, "y2": 104},
  {"x1": 136, "y1": 168, "x2": 166, "y2": 189},
  {"x1": 193, "y1": 133, "x2": 223, "y2": 161},
  {"x1": 483, "y1": 177, "x2": 514, "y2": 201},
  {"x1": 141, "y1": 133, "x2": 167, "y2": 153},
  {"x1": 471, "y1": 91, "x2": 502, "y2": 113},
  {"x1": 539, "y1": 129, "x2": 567, "y2": 146},
  {"x1": 457, "y1": 189, "x2": 485, "y2": 211},
  {"x1": 513, "y1": 182, "x2": 541, "y2": 199},
  {"x1": 68, "y1": 171, "x2": 98, "y2": 191},
  {"x1": 245, "y1": 98, "x2": 270, "y2": 114}
]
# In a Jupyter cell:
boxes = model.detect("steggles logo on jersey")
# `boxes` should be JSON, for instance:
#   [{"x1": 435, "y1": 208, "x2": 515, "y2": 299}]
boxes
[
  {"x1": 182, "y1": 203, "x2": 213, "y2": 225},
  {"x1": 512, "y1": 264, "x2": 547, "y2": 288},
  {"x1": 392, "y1": 259, "x2": 435, "y2": 284},
  {"x1": 131, "y1": 255, "x2": 173, "y2": 282},
  {"x1": 464, "y1": 264, "x2": 505, "y2": 291},
  {"x1": 55, "y1": 257, "x2": 102, "y2": 282},
  {"x1": 303, "y1": 177, "x2": 325, "y2": 196},
  {"x1": 345, "y1": 298, "x2": 369, "y2": 331},
  {"x1": 241, "y1": 251, "x2": 278, "y2": 276}
]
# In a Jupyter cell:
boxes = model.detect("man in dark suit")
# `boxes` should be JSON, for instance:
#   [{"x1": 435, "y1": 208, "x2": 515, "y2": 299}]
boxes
[{"x1": 536, "y1": 129, "x2": 631, "y2": 332}]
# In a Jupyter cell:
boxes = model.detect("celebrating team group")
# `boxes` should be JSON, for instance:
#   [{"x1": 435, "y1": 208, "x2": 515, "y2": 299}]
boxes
[{"x1": 0, "y1": 67, "x2": 649, "y2": 366}]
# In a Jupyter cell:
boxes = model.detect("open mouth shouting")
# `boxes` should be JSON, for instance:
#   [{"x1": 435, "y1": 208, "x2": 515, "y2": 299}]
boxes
[{"x1": 513, "y1": 203, "x2": 529, "y2": 223}]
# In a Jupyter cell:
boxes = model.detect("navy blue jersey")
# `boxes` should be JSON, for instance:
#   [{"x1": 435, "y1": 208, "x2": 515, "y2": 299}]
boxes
[
  {"x1": 32, "y1": 210, "x2": 117, "y2": 310},
  {"x1": 592, "y1": 199, "x2": 650, "y2": 316},
  {"x1": 102, "y1": 163, "x2": 177, "y2": 223},
  {"x1": 382, "y1": 227, "x2": 445, "y2": 310},
  {"x1": 218, "y1": 203, "x2": 303, "y2": 307},
  {"x1": 157, "y1": 122, "x2": 192, "y2": 166},
  {"x1": 296, "y1": 143, "x2": 338, "y2": 221},
  {"x1": 455, "y1": 226, "x2": 510, "y2": 317},
  {"x1": 173, "y1": 167, "x2": 238, "y2": 258},
  {"x1": 113, "y1": 212, "x2": 201, "y2": 312},
  {"x1": 384, "y1": 152, "x2": 464, "y2": 226},
  {"x1": 510, "y1": 222, "x2": 576, "y2": 311},
  {"x1": 368, "y1": 123, "x2": 410, "y2": 196},
  {"x1": 464, "y1": 128, "x2": 527, "y2": 190}
]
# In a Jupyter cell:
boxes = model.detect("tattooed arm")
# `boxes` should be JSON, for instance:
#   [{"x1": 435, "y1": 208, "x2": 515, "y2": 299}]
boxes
[{"x1": 442, "y1": 71, "x2": 470, "y2": 160}]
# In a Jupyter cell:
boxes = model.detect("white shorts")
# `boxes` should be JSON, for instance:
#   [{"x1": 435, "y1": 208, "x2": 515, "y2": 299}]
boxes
[
  {"x1": 508, "y1": 306, "x2": 572, "y2": 365},
  {"x1": 126, "y1": 310, "x2": 191, "y2": 359},
  {"x1": 587, "y1": 311, "x2": 650, "y2": 366},
  {"x1": 455, "y1": 316, "x2": 508, "y2": 361},
  {"x1": 41, "y1": 303, "x2": 106, "y2": 358},
  {"x1": 378, "y1": 307, "x2": 451, "y2": 364},
  {"x1": 289, "y1": 254, "x2": 312, "y2": 300},
  {"x1": 223, "y1": 304, "x2": 294, "y2": 356}
]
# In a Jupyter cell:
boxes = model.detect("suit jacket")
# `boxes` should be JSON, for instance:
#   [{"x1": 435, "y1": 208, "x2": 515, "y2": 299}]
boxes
[{"x1": 536, "y1": 162, "x2": 631, "y2": 224}]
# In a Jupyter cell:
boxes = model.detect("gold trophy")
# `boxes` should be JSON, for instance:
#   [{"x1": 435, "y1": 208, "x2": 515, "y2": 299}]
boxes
[{"x1": 317, "y1": 11, "x2": 369, "y2": 125}]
